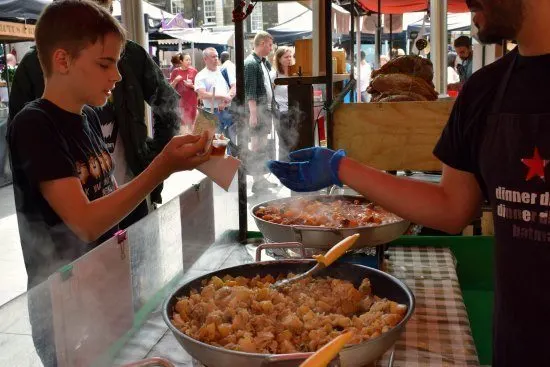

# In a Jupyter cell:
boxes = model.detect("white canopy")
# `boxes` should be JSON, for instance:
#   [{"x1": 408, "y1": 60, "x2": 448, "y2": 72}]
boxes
[
  {"x1": 112, "y1": 0, "x2": 174, "y2": 21},
  {"x1": 161, "y1": 28, "x2": 234, "y2": 47}
]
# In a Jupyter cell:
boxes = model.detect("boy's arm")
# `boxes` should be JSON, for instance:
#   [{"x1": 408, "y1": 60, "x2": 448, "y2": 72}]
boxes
[{"x1": 40, "y1": 134, "x2": 209, "y2": 242}]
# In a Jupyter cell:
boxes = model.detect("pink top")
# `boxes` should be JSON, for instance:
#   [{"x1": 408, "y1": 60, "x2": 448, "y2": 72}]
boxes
[{"x1": 170, "y1": 67, "x2": 198, "y2": 110}]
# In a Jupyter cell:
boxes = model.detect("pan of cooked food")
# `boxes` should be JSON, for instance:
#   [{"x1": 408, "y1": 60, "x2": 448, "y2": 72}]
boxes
[
  {"x1": 163, "y1": 246, "x2": 414, "y2": 367},
  {"x1": 251, "y1": 195, "x2": 410, "y2": 249}
]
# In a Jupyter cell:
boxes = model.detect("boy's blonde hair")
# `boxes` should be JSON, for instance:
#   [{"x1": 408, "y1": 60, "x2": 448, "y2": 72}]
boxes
[{"x1": 35, "y1": 0, "x2": 126, "y2": 77}]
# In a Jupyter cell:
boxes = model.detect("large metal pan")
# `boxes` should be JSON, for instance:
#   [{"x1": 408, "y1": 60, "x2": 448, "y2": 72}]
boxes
[
  {"x1": 163, "y1": 259, "x2": 415, "y2": 367},
  {"x1": 251, "y1": 195, "x2": 410, "y2": 250}
]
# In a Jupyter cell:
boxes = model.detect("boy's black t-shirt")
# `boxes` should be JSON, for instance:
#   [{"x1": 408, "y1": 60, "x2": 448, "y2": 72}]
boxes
[{"x1": 8, "y1": 99, "x2": 118, "y2": 287}]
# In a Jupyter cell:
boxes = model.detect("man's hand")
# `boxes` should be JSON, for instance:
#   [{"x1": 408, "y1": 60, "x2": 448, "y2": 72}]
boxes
[{"x1": 268, "y1": 147, "x2": 346, "y2": 192}]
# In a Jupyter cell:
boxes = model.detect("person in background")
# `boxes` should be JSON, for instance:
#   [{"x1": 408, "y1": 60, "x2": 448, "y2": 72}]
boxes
[
  {"x1": 170, "y1": 53, "x2": 198, "y2": 132},
  {"x1": 170, "y1": 52, "x2": 182, "y2": 72},
  {"x1": 379, "y1": 55, "x2": 390, "y2": 67},
  {"x1": 0, "y1": 103, "x2": 10, "y2": 187},
  {"x1": 447, "y1": 52, "x2": 461, "y2": 91},
  {"x1": 7, "y1": 2, "x2": 211, "y2": 365},
  {"x1": 244, "y1": 31, "x2": 277, "y2": 193},
  {"x1": 454, "y1": 36, "x2": 473, "y2": 83},
  {"x1": 8, "y1": 0, "x2": 180, "y2": 229},
  {"x1": 357, "y1": 51, "x2": 372, "y2": 102},
  {"x1": 6, "y1": 53, "x2": 16, "y2": 67},
  {"x1": 270, "y1": 46, "x2": 294, "y2": 161},
  {"x1": 390, "y1": 47, "x2": 406, "y2": 59},
  {"x1": 195, "y1": 48, "x2": 236, "y2": 136},
  {"x1": 220, "y1": 51, "x2": 236, "y2": 84}
]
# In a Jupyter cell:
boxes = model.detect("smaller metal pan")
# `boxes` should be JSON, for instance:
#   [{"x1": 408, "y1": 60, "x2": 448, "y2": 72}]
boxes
[{"x1": 251, "y1": 195, "x2": 410, "y2": 250}]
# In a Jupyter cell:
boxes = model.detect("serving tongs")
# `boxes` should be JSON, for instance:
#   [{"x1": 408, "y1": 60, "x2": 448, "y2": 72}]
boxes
[
  {"x1": 299, "y1": 331, "x2": 354, "y2": 367},
  {"x1": 271, "y1": 234, "x2": 360, "y2": 289}
]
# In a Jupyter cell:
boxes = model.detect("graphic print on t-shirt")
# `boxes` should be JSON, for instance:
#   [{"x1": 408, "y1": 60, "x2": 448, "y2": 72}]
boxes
[
  {"x1": 97, "y1": 99, "x2": 117, "y2": 154},
  {"x1": 77, "y1": 148, "x2": 117, "y2": 198},
  {"x1": 494, "y1": 146, "x2": 550, "y2": 243},
  {"x1": 76, "y1": 161, "x2": 90, "y2": 185},
  {"x1": 521, "y1": 147, "x2": 548, "y2": 181},
  {"x1": 100, "y1": 121, "x2": 116, "y2": 153}
]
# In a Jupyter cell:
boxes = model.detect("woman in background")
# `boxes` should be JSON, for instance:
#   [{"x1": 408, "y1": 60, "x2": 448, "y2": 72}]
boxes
[
  {"x1": 270, "y1": 46, "x2": 294, "y2": 161},
  {"x1": 447, "y1": 52, "x2": 461, "y2": 92},
  {"x1": 170, "y1": 53, "x2": 198, "y2": 131}
]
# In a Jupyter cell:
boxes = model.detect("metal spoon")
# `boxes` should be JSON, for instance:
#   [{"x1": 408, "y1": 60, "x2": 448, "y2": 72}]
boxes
[{"x1": 271, "y1": 234, "x2": 360, "y2": 289}]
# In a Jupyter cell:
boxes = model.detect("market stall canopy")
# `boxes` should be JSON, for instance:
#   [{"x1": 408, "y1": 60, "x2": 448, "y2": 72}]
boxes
[
  {"x1": 0, "y1": 0, "x2": 176, "y2": 23},
  {"x1": 299, "y1": 0, "x2": 469, "y2": 14},
  {"x1": 356, "y1": 0, "x2": 469, "y2": 13},
  {"x1": 268, "y1": 3, "x2": 350, "y2": 44},
  {"x1": 161, "y1": 28, "x2": 234, "y2": 47},
  {"x1": 268, "y1": 10, "x2": 312, "y2": 44},
  {"x1": 112, "y1": 0, "x2": 175, "y2": 21},
  {"x1": 0, "y1": 0, "x2": 50, "y2": 20},
  {"x1": 407, "y1": 12, "x2": 471, "y2": 37}
]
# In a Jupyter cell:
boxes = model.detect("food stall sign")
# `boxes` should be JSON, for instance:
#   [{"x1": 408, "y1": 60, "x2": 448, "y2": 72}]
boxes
[{"x1": 0, "y1": 21, "x2": 35, "y2": 41}]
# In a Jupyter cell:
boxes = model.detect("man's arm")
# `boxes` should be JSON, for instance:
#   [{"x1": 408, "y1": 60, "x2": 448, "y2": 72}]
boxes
[
  {"x1": 248, "y1": 100, "x2": 258, "y2": 127},
  {"x1": 136, "y1": 42, "x2": 180, "y2": 155},
  {"x1": 244, "y1": 61, "x2": 259, "y2": 126},
  {"x1": 40, "y1": 134, "x2": 210, "y2": 242},
  {"x1": 195, "y1": 88, "x2": 230, "y2": 101},
  {"x1": 339, "y1": 159, "x2": 482, "y2": 233}
]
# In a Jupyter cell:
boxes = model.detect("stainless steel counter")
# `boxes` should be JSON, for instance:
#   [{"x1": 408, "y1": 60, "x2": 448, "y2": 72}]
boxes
[{"x1": 0, "y1": 176, "x2": 240, "y2": 367}]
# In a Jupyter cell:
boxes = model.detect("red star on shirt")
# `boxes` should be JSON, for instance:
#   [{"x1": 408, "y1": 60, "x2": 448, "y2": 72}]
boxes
[{"x1": 521, "y1": 147, "x2": 549, "y2": 181}]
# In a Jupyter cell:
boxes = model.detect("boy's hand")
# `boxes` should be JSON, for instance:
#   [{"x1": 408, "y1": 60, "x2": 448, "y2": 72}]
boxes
[
  {"x1": 157, "y1": 132, "x2": 211, "y2": 177},
  {"x1": 267, "y1": 147, "x2": 346, "y2": 192}
]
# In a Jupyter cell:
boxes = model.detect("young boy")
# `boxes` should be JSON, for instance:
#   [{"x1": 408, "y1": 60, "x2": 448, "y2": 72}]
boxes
[
  {"x1": 9, "y1": 0, "x2": 210, "y2": 288},
  {"x1": 8, "y1": 1, "x2": 210, "y2": 364}
]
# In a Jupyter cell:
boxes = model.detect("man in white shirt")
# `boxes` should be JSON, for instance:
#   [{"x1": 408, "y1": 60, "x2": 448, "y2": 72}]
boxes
[
  {"x1": 195, "y1": 48, "x2": 236, "y2": 111},
  {"x1": 357, "y1": 51, "x2": 372, "y2": 102},
  {"x1": 194, "y1": 48, "x2": 236, "y2": 137}
]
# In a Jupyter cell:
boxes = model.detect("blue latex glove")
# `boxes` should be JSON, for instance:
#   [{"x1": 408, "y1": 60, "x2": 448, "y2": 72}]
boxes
[{"x1": 267, "y1": 147, "x2": 346, "y2": 192}]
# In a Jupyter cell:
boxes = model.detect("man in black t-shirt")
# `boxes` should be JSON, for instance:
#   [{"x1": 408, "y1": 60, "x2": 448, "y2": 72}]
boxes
[{"x1": 268, "y1": 0, "x2": 550, "y2": 365}]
